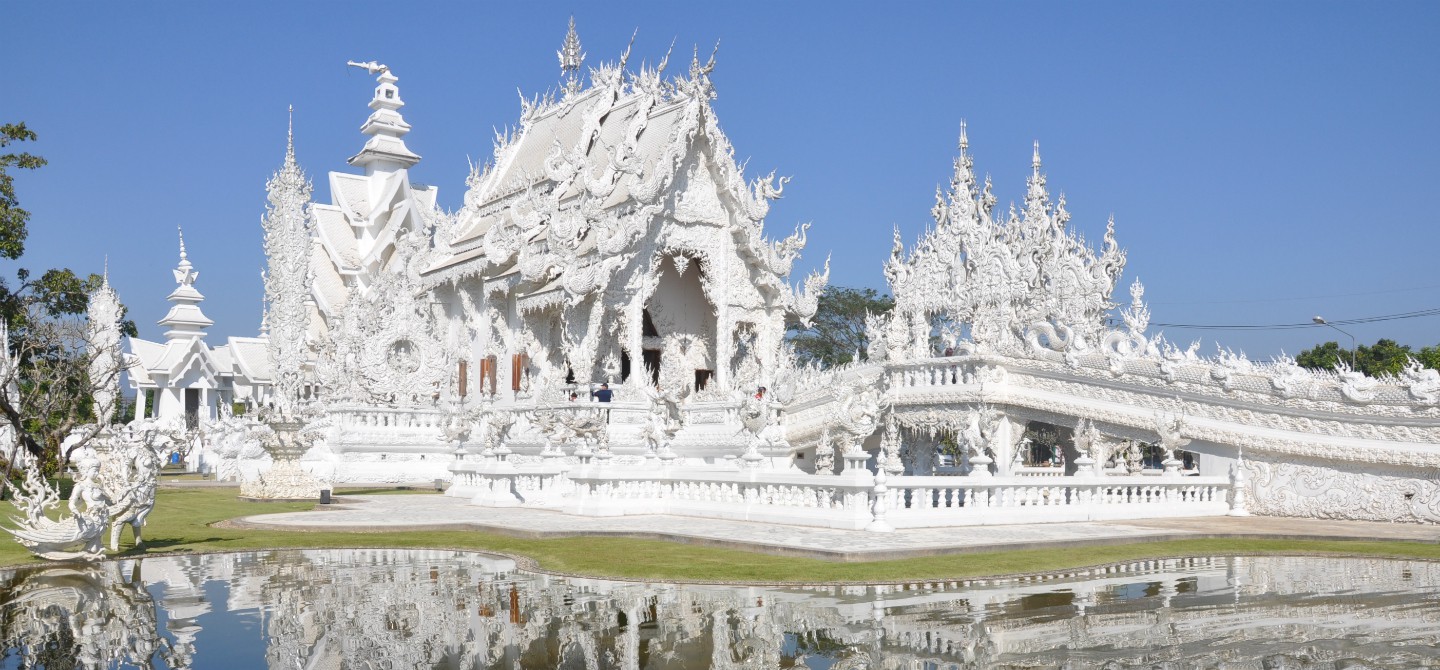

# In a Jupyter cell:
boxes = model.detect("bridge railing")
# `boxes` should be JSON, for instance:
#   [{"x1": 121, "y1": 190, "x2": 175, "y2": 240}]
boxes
[
  {"x1": 492, "y1": 466, "x2": 1236, "y2": 530},
  {"x1": 879, "y1": 475, "x2": 1230, "y2": 527}
]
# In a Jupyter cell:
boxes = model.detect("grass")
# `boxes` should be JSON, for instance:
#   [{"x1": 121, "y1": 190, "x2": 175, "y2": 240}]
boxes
[{"x1": 3, "y1": 488, "x2": 1440, "y2": 583}]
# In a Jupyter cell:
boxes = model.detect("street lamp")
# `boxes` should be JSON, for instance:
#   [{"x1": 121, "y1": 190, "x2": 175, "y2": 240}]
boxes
[{"x1": 1312, "y1": 316, "x2": 1357, "y2": 369}]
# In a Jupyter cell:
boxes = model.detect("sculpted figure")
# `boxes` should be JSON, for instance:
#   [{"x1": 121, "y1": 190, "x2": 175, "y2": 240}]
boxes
[
  {"x1": 640, "y1": 383, "x2": 684, "y2": 457},
  {"x1": 6, "y1": 456, "x2": 111, "y2": 560}
]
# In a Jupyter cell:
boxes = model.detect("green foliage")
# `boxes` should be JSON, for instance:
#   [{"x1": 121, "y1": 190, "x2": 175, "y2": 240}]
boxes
[
  {"x1": 0, "y1": 123, "x2": 46, "y2": 262},
  {"x1": 786, "y1": 286, "x2": 893, "y2": 367},
  {"x1": 1297, "y1": 338, "x2": 1438, "y2": 377},
  {"x1": 1296, "y1": 341, "x2": 1346, "y2": 371},
  {"x1": 0, "y1": 122, "x2": 137, "y2": 475},
  {"x1": 1417, "y1": 345, "x2": 1440, "y2": 371}
]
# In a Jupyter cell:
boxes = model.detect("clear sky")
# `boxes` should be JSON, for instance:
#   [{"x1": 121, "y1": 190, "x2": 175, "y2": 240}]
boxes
[{"x1": 6, "y1": 1, "x2": 1438, "y2": 359}]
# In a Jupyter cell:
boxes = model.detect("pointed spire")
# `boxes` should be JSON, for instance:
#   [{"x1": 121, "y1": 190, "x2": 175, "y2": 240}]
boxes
[
  {"x1": 102, "y1": 255, "x2": 109, "y2": 286},
  {"x1": 559, "y1": 16, "x2": 585, "y2": 95},
  {"x1": 174, "y1": 226, "x2": 196, "y2": 287},
  {"x1": 285, "y1": 104, "x2": 295, "y2": 165},
  {"x1": 958, "y1": 119, "x2": 969, "y2": 153},
  {"x1": 160, "y1": 226, "x2": 212, "y2": 340},
  {"x1": 1032, "y1": 140, "x2": 1042, "y2": 172},
  {"x1": 345, "y1": 60, "x2": 420, "y2": 173}
]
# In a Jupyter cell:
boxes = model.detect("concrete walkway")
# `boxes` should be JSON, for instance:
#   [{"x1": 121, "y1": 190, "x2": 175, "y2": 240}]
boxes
[{"x1": 227, "y1": 494, "x2": 1440, "y2": 562}]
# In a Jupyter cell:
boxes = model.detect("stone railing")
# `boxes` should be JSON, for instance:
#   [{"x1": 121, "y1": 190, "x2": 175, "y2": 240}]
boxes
[
  {"x1": 879, "y1": 475, "x2": 1230, "y2": 528},
  {"x1": 887, "y1": 351, "x2": 1440, "y2": 415},
  {"x1": 565, "y1": 467, "x2": 878, "y2": 530},
  {"x1": 325, "y1": 404, "x2": 449, "y2": 453},
  {"x1": 516, "y1": 466, "x2": 1236, "y2": 531}
]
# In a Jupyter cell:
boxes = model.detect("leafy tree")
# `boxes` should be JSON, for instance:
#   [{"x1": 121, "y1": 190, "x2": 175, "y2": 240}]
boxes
[
  {"x1": 1358, "y1": 338, "x2": 1413, "y2": 377},
  {"x1": 786, "y1": 286, "x2": 893, "y2": 367},
  {"x1": 1417, "y1": 345, "x2": 1440, "y2": 371},
  {"x1": 0, "y1": 123, "x2": 44, "y2": 263},
  {"x1": 0, "y1": 123, "x2": 137, "y2": 482},
  {"x1": 1296, "y1": 341, "x2": 1349, "y2": 371},
  {"x1": 1297, "y1": 338, "x2": 1433, "y2": 377}
]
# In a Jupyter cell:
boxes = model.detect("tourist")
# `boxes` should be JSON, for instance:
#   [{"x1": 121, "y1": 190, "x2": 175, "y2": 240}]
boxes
[
  {"x1": 568, "y1": 391, "x2": 578, "y2": 402},
  {"x1": 755, "y1": 386, "x2": 766, "y2": 400},
  {"x1": 591, "y1": 383, "x2": 613, "y2": 403}
]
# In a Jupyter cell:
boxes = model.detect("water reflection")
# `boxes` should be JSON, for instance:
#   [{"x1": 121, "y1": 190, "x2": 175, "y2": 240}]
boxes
[{"x1": 2, "y1": 550, "x2": 1439, "y2": 669}]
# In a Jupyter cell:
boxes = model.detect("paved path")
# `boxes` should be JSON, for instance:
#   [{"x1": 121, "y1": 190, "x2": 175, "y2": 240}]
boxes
[{"x1": 228, "y1": 494, "x2": 1440, "y2": 562}]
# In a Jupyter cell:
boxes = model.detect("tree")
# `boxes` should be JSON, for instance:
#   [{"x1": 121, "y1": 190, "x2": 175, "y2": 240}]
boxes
[
  {"x1": 1417, "y1": 345, "x2": 1440, "y2": 371},
  {"x1": 1357, "y1": 338, "x2": 1413, "y2": 377},
  {"x1": 1296, "y1": 341, "x2": 1347, "y2": 372},
  {"x1": 786, "y1": 286, "x2": 893, "y2": 367},
  {"x1": 1297, "y1": 338, "x2": 1433, "y2": 378},
  {"x1": 0, "y1": 123, "x2": 136, "y2": 480}
]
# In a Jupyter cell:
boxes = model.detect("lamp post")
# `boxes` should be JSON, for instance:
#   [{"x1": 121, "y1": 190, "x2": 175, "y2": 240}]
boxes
[{"x1": 1312, "y1": 316, "x2": 1357, "y2": 369}]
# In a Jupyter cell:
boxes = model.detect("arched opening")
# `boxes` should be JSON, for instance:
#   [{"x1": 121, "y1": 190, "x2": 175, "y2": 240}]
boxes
[{"x1": 641, "y1": 255, "x2": 716, "y2": 392}]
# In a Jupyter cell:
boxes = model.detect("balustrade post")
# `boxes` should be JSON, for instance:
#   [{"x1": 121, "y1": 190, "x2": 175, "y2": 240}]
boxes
[
  {"x1": 1228, "y1": 457, "x2": 1251, "y2": 516},
  {"x1": 866, "y1": 469, "x2": 894, "y2": 532}
]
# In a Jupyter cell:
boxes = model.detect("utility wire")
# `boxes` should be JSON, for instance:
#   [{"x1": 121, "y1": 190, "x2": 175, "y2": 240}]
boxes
[
  {"x1": 1151, "y1": 307, "x2": 1440, "y2": 331},
  {"x1": 1150, "y1": 282, "x2": 1440, "y2": 306}
]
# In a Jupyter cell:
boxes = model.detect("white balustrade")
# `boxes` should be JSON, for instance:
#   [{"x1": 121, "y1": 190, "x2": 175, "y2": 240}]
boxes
[
  {"x1": 881, "y1": 475, "x2": 1229, "y2": 528},
  {"x1": 565, "y1": 468, "x2": 876, "y2": 530},
  {"x1": 543, "y1": 468, "x2": 1232, "y2": 531}
]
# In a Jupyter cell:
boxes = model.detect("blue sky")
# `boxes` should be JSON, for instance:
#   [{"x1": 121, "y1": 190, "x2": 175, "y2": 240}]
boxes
[{"x1": 6, "y1": 2, "x2": 1438, "y2": 359}]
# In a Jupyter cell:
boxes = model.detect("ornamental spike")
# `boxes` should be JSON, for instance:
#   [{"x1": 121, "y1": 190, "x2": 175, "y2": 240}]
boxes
[
  {"x1": 656, "y1": 37, "x2": 675, "y2": 76},
  {"x1": 618, "y1": 28, "x2": 637, "y2": 73},
  {"x1": 286, "y1": 104, "x2": 295, "y2": 163},
  {"x1": 1032, "y1": 140, "x2": 1042, "y2": 172},
  {"x1": 558, "y1": 16, "x2": 585, "y2": 94}
]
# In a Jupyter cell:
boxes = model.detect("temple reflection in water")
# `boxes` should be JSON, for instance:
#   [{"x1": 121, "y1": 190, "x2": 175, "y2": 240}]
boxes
[{"x1": 2, "y1": 550, "x2": 1439, "y2": 668}]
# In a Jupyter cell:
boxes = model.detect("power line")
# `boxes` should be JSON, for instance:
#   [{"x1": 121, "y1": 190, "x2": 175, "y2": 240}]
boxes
[
  {"x1": 1151, "y1": 307, "x2": 1440, "y2": 331},
  {"x1": 1150, "y1": 282, "x2": 1440, "y2": 306}
]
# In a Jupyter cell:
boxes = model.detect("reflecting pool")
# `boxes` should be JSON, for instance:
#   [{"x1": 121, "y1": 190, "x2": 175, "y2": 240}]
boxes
[{"x1": 1, "y1": 550, "x2": 1438, "y2": 668}]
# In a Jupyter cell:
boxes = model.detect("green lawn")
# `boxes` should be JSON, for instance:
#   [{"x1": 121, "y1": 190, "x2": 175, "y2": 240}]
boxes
[{"x1": 4, "y1": 488, "x2": 1439, "y2": 583}]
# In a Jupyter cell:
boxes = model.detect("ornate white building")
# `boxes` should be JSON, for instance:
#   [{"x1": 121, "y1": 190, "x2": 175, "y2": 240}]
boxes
[
  {"x1": 231, "y1": 23, "x2": 1440, "y2": 527},
  {"x1": 128, "y1": 232, "x2": 270, "y2": 428}
]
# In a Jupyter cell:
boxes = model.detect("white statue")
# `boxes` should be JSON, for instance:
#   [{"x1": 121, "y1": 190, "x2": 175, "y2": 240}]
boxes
[{"x1": 6, "y1": 455, "x2": 112, "y2": 560}]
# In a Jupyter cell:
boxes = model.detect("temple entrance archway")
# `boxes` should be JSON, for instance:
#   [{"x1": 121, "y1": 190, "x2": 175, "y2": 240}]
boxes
[{"x1": 640, "y1": 255, "x2": 716, "y2": 392}]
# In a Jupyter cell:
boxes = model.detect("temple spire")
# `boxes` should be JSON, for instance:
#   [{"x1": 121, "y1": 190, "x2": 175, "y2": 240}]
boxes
[
  {"x1": 159, "y1": 226, "x2": 213, "y2": 341},
  {"x1": 174, "y1": 226, "x2": 195, "y2": 287},
  {"x1": 559, "y1": 16, "x2": 585, "y2": 95},
  {"x1": 285, "y1": 104, "x2": 295, "y2": 165},
  {"x1": 344, "y1": 60, "x2": 420, "y2": 174},
  {"x1": 958, "y1": 119, "x2": 969, "y2": 153},
  {"x1": 1032, "y1": 140, "x2": 1042, "y2": 172}
]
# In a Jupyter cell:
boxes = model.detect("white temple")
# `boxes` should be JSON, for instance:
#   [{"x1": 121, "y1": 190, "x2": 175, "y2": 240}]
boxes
[
  {"x1": 127, "y1": 231, "x2": 270, "y2": 428},
  {"x1": 135, "y1": 22, "x2": 1440, "y2": 528}
]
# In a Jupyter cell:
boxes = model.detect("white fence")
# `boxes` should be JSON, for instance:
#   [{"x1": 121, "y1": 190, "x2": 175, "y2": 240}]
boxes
[{"x1": 456, "y1": 459, "x2": 1235, "y2": 531}]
